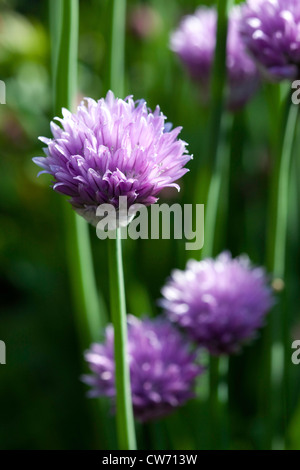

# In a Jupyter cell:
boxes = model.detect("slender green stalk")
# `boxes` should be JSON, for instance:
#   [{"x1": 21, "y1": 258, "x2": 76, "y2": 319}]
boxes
[
  {"x1": 54, "y1": 0, "x2": 78, "y2": 114},
  {"x1": 65, "y1": 210, "x2": 107, "y2": 343},
  {"x1": 207, "y1": 0, "x2": 232, "y2": 168},
  {"x1": 110, "y1": 0, "x2": 127, "y2": 96},
  {"x1": 202, "y1": 114, "x2": 233, "y2": 259},
  {"x1": 209, "y1": 357, "x2": 220, "y2": 448},
  {"x1": 107, "y1": 0, "x2": 136, "y2": 450},
  {"x1": 51, "y1": 0, "x2": 105, "y2": 345},
  {"x1": 193, "y1": 0, "x2": 232, "y2": 250},
  {"x1": 267, "y1": 96, "x2": 299, "y2": 448},
  {"x1": 199, "y1": 0, "x2": 232, "y2": 450},
  {"x1": 200, "y1": 0, "x2": 233, "y2": 260},
  {"x1": 273, "y1": 101, "x2": 298, "y2": 279},
  {"x1": 49, "y1": 0, "x2": 62, "y2": 85},
  {"x1": 108, "y1": 231, "x2": 136, "y2": 450}
]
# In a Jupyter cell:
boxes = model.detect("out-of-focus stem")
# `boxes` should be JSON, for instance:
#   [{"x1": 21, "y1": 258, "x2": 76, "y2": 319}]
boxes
[
  {"x1": 201, "y1": 114, "x2": 233, "y2": 259},
  {"x1": 49, "y1": 0, "x2": 62, "y2": 85},
  {"x1": 267, "y1": 95, "x2": 299, "y2": 449},
  {"x1": 273, "y1": 101, "x2": 298, "y2": 280},
  {"x1": 51, "y1": 0, "x2": 105, "y2": 346},
  {"x1": 199, "y1": 0, "x2": 233, "y2": 260},
  {"x1": 198, "y1": 0, "x2": 233, "y2": 451},
  {"x1": 207, "y1": 0, "x2": 232, "y2": 167},
  {"x1": 109, "y1": 0, "x2": 127, "y2": 96}
]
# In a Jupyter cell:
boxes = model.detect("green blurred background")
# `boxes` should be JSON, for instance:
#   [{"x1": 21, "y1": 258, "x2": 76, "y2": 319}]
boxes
[{"x1": 0, "y1": 0, "x2": 300, "y2": 449}]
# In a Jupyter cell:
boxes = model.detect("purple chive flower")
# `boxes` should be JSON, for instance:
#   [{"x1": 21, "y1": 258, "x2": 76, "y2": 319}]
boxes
[
  {"x1": 161, "y1": 252, "x2": 274, "y2": 356},
  {"x1": 83, "y1": 315, "x2": 203, "y2": 422},
  {"x1": 170, "y1": 6, "x2": 260, "y2": 110},
  {"x1": 33, "y1": 91, "x2": 191, "y2": 225},
  {"x1": 240, "y1": 0, "x2": 300, "y2": 81}
]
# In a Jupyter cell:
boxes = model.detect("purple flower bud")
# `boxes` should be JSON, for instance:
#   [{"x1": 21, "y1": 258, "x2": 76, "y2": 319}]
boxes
[
  {"x1": 170, "y1": 6, "x2": 260, "y2": 110},
  {"x1": 161, "y1": 252, "x2": 274, "y2": 356},
  {"x1": 240, "y1": 0, "x2": 300, "y2": 81},
  {"x1": 33, "y1": 91, "x2": 191, "y2": 225},
  {"x1": 83, "y1": 316, "x2": 203, "y2": 422}
]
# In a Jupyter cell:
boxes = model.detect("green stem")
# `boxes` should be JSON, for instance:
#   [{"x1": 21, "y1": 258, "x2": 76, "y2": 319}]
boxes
[
  {"x1": 200, "y1": 0, "x2": 232, "y2": 450},
  {"x1": 54, "y1": 0, "x2": 78, "y2": 113},
  {"x1": 107, "y1": 0, "x2": 136, "y2": 450},
  {"x1": 108, "y1": 231, "x2": 136, "y2": 450},
  {"x1": 193, "y1": 0, "x2": 232, "y2": 254},
  {"x1": 200, "y1": 0, "x2": 233, "y2": 260},
  {"x1": 65, "y1": 210, "x2": 107, "y2": 343},
  {"x1": 273, "y1": 101, "x2": 299, "y2": 279},
  {"x1": 209, "y1": 357, "x2": 220, "y2": 448},
  {"x1": 51, "y1": 0, "x2": 105, "y2": 345},
  {"x1": 109, "y1": 0, "x2": 127, "y2": 96},
  {"x1": 268, "y1": 96, "x2": 299, "y2": 449},
  {"x1": 202, "y1": 114, "x2": 233, "y2": 259},
  {"x1": 208, "y1": 356, "x2": 230, "y2": 450},
  {"x1": 49, "y1": 0, "x2": 63, "y2": 87},
  {"x1": 207, "y1": 0, "x2": 232, "y2": 167}
]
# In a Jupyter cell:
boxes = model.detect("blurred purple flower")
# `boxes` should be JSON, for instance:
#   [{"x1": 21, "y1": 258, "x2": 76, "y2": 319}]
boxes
[
  {"x1": 33, "y1": 91, "x2": 191, "y2": 225},
  {"x1": 170, "y1": 6, "x2": 260, "y2": 110},
  {"x1": 83, "y1": 315, "x2": 203, "y2": 422},
  {"x1": 161, "y1": 252, "x2": 274, "y2": 356},
  {"x1": 128, "y1": 4, "x2": 162, "y2": 40},
  {"x1": 240, "y1": 0, "x2": 300, "y2": 81}
]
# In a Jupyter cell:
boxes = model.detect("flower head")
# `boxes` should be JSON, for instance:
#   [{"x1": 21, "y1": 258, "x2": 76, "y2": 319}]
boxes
[
  {"x1": 83, "y1": 315, "x2": 203, "y2": 422},
  {"x1": 161, "y1": 252, "x2": 274, "y2": 355},
  {"x1": 170, "y1": 6, "x2": 259, "y2": 110},
  {"x1": 33, "y1": 91, "x2": 191, "y2": 225},
  {"x1": 240, "y1": 0, "x2": 300, "y2": 81}
]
